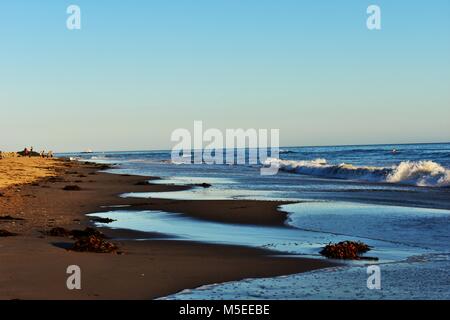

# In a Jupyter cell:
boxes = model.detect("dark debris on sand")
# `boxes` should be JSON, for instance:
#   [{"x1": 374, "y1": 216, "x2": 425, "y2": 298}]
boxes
[
  {"x1": 320, "y1": 241, "x2": 378, "y2": 260},
  {"x1": 0, "y1": 230, "x2": 18, "y2": 237},
  {"x1": 70, "y1": 227, "x2": 105, "y2": 239},
  {"x1": 90, "y1": 217, "x2": 116, "y2": 224},
  {"x1": 0, "y1": 215, "x2": 25, "y2": 221},
  {"x1": 134, "y1": 181, "x2": 149, "y2": 186},
  {"x1": 71, "y1": 235, "x2": 118, "y2": 253},
  {"x1": 97, "y1": 164, "x2": 111, "y2": 170},
  {"x1": 194, "y1": 183, "x2": 212, "y2": 188},
  {"x1": 62, "y1": 185, "x2": 82, "y2": 191},
  {"x1": 44, "y1": 227, "x2": 118, "y2": 253},
  {"x1": 45, "y1": 227, "x2": 105, "y2": 239}
]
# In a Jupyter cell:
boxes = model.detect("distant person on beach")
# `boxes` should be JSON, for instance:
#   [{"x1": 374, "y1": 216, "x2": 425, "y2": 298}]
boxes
[
  {"x1": 23, "y1": 147, "x2": 29, "y2": 157},
  {"x1": 30, "y1": 146, "x2": 34, "y2": 157},
  {"x1": 47, "y1": 151, "x2": 53, "y2": 158}
]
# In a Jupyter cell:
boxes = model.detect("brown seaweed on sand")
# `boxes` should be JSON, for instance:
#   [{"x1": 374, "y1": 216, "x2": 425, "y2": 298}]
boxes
[
  {"x1": 0, "y1": 230, "x2": 18, "y2": 237},
  {"x1": 70, "y1": 235, "x2": 118, "y2": 253},
  {"x1": 62, "y1": 185, "x2": 82, "y2": 191},
  {"x1": 45, "y1": 227, "x2": 106, "y2": 239},
  {"x1": 134, "y1": 181, "x2": 149, "y2": 186},
  {"x1": 97, "y1": 164, "x2": 111, "y2": 170},
  {"x1": 90, "y1": 217, "x2": 116, "y2": 224},
  {"x1": 44, "y1": 227, "x2": 118, "y2": 253},
  {"x1": 194, "y1": 183, "x2": 212, "y2": 188},
  {"x1": 0, "y1": 215, "x2": 25, "y2": 221},
  {"x1": 70, "y1": 227, "x2": 105, "y2": 239},
  {"x1": 320, "y1": 241, "x2": 378, "y2": 260}
]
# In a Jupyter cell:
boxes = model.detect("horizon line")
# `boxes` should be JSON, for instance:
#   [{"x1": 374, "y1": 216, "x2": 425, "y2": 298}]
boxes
[{"x1": 54, "y1": 141, "x2": 450, "y2": 154}]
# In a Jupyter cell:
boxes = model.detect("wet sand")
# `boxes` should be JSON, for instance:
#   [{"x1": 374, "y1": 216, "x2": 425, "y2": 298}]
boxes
[{"x1": 0, "y1": 158, "x2": 334, "y2": 300}]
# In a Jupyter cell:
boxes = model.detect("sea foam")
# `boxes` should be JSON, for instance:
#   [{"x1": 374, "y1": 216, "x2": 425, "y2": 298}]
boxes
[{"x1": 265, "y1": 158, "x2": 450, "y2": 187}]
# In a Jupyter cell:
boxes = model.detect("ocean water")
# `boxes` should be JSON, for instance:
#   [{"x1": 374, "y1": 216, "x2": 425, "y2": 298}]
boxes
[
  {"x1": 61, "y1": 142, "x2": 450, "y2": 188},
  {"x1": 59, "y1": 143, "x2": 450, "y2": 299},
  {"x1": 61, "y1": 143, "x2": 450, "y2": 209}
]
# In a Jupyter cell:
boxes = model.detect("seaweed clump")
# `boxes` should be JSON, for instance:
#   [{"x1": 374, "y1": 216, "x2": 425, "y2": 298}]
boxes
[
  {"x1": 0, "y1": 230, "x2": 18, "y2": 237},
  {"x1": 0, "y1": 215, "x2": 25, "y2": 221},
  {"x1": 90, "y1": 217, "x2": 116, "y2": 224},
  {"x1": 194, "y1": 183, "x2": 212, "y2": 188},
  {"x1": 45, "y1": 227, "x2": 118, "y2": 253},
  {"x1": 70, "y1": 227, "x2": 105, "y2": 239},
  {"x1": 320, "y1": 241, "x2": 377, "y2": 260},
  {"x1": 62, "y1": 185, "x2": 82, "y2": 191},
  {"x1": 71, "y1": 235, "x2": 118, "y2": 253}
]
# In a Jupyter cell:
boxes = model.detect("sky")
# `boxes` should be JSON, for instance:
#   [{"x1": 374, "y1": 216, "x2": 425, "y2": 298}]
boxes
[{"x1": 1, "y1": 0, "x2": 449, "y2": 152}]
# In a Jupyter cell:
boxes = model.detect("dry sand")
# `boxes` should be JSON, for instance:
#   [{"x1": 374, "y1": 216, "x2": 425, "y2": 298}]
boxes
[
  {"x1": 0, "y1": 157, "x2": 334, "y2": 299},
  {"x1": 0, "y1": 157, "x2": 62, "y2": 189}
]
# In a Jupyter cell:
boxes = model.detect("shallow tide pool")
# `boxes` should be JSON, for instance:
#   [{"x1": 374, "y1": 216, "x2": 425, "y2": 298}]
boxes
[{"x1": 88, "y1": 200, "x2": 450, "y2": 300}]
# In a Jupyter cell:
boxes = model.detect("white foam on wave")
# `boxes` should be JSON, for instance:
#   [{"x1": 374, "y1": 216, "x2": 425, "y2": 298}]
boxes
[
  {"x1": 386, "y1": 161, "x2": 450, "y2": 187},
  {"x1": 265, "y1": 158, "x2": 450, "y2": 187},
  {"x1": 89, "y1": 155, "x2": 106, "y2": 160}
]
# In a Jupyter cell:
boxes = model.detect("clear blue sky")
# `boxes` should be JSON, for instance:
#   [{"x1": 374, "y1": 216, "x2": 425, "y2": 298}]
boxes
[{"x1": 1, "y1": 0, "x2": 449, "y2": 152}]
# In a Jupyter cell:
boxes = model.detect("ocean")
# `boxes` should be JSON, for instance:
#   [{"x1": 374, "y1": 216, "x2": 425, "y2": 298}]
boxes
[{"x1": 59, "y1": 142, "x2": 450, "y2": 299}]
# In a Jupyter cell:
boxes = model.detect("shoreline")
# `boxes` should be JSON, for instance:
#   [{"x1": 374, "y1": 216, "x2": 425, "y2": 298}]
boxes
[{"x1": 0, "y1": 158, "x2": 335, "y2": 300}]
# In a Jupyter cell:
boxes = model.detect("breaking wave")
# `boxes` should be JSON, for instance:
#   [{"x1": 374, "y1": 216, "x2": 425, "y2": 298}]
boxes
[
  {"x1": 279, "y1": 149, "x2": 297, "y2": 154},
  {"x1": 264, "y1": 158, "x2": 450, "y2": 187}
]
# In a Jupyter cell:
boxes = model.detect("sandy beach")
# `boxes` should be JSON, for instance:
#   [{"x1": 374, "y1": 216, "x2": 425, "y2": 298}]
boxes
[{"x1": 0, "y1": 157, "x2": 333, "y2": 300}]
